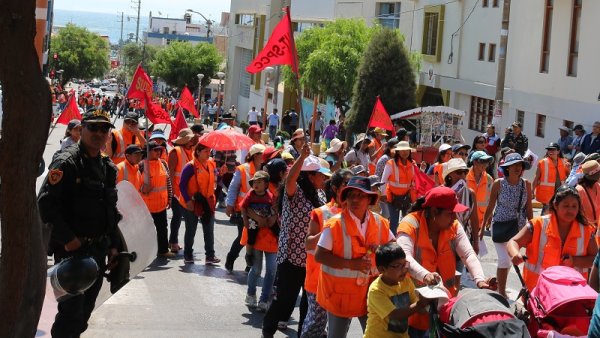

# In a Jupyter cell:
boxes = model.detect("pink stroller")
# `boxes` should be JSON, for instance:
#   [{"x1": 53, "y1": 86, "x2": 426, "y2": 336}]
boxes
[{"x1": 514, "y1": 265, "x2": 598, "y2": 337}]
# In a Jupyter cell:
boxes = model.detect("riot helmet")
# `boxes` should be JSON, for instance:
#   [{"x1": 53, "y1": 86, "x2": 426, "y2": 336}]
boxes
[{"x1": 48, "y1": 256, "x2": 99, "y2": 301}]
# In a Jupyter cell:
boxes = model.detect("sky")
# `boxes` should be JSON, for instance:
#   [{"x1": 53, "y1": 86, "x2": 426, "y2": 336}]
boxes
[{"x1": 53, "y1": 0, "x2": 231, "y2": 23}]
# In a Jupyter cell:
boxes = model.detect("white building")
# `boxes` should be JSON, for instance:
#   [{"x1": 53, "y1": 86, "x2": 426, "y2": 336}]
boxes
[
  {"x1": 144, "y1": 13, "x2": 213, "y2": 47},
  {"x1": 226, "y1": 0, "x2": 600, "y2": 159}
]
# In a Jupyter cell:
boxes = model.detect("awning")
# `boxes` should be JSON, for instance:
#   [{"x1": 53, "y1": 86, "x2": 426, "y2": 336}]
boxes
[{"x1": 391, "y1": 106, "x2": 466, "y2": 120}]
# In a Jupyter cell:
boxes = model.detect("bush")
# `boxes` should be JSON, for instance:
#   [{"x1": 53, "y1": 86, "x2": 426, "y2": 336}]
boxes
[{"x1": 276, "y1": 130, "x2": 290, "y2": 140}]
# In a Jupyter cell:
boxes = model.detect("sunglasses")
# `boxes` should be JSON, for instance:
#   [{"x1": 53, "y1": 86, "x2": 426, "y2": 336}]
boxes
[
  {"x1": 85, "y1": 124, "x2": 111, "y2": 133},
  {"x1": 457, "y1": 152, "x2": 468, "y2": 156}
]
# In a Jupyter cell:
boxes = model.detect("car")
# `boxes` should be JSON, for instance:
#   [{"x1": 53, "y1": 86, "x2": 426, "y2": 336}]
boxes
[{"x1": 100, "y1": 84, "x2": 118, "y2": 92}]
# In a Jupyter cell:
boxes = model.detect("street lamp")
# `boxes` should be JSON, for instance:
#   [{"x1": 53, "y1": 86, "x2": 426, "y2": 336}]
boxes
[
  {"x1": 56, "y1": 69, "x2": 64, "y2": 85},
  {"x1": 215, "y1": 71, "x2": 225, "y2": 124},
  {"x1": 186, "y1": 9, "x2": 213, "y2": 40},
  {"x1": 197, "y1": 73, "x2": 204, "y2": 119},
  {"x1": 262, "y1": 67, "x2": 274, "y2": 128}
]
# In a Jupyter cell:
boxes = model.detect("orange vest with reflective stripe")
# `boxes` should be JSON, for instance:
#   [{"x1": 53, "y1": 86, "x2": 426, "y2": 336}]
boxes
[
  {"x1": 116, "y1": 160, "x2": 142, "y2": 191},
  {"x1": 535, "y1": 158, "x2": 568, "y2": 204},
  {"x1": 368, "y1": 138, "x2": 383, "y2": 175},
  {"x1": 317, "y1": 210, "x2": 390, "y2": 318},
  {"x1": 141, "y1": 160, "x2": 169, "y2": 213},
  {"x1": 397, "y1": 211, "x2": 459, "y2": 330},
  {"x1": 235, "y1": 162, "x2": 256, "y2": 211},
  {"x1": 466, "y1": 170, "x2": 493, "y2": 227},
  {"x1": 385, "y1": 159, "x2": 416, "y2": 201},
  {"x1": 177, "y1": 158, "x2": 216, "y2": 208},
  {"x1": 170, "y1": 146, "x2": 192, "y2": 198},
  {"x1": 305, "y1": 201, "x2": 341, "y2": 294},
  {"x1": 239, "y1": 183, "x2": 279, "y2": 253},
  {"x1": 523, "y1": 214, "x2": 593, "y2": 291},
  {"x1": 111, "y1": 128, "x2": 141, "y2": 165},
  {"x1": 433, "y1": 163, "x2": 444, "y2": 186}
]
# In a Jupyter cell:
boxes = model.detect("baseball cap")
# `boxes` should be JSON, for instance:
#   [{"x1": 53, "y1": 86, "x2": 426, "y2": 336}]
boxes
[
  {"x1": 125, "y1": 144, "x2": 143, "y2": 155},
  {"x1": 422, "y1": 186, "x2": 469, "y2": 213},
  {"x1": 249, "y1": 170, "x2": 270, "y2": 184},
  {"x1": 301, "y1": 155, "x2": 331, "y2": 176},
  {"x1": 451, "y1": 144, "x2": 471, "y2": 153},
  {"x1": 262, "y1": 146, "x2": 282, "y2": 162},
  {"x1": 471, "y1": 151, "x2": 494, "y2": 163},
  {"x1": 248, "y1": 144, "x2": 266, "y2": 157},
  {"x1": 147, "y1": 141, "x2": 164, "y2": 150},
  {"x1": 442, "y1": 158, "x2": 468, "y2": 179},
  {"x1": 439, "y1": 144, "x2": 452, "y2": 153},
  {"x1": 67, "y1": 119, "x2": 81, "y2": 131},
  {"x1": 124, "y1": 112, "x2": 139, "y2": 122},
  {"x1": 248, "y1": 125, "x2": 262, "y2": 134},
  {"x1": 81, "y1": 108, "x2": 115, "y2": 128}
]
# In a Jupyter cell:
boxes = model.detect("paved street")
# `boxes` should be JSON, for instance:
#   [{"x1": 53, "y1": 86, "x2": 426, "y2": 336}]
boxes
[{"x1": 36, "y1": 116, "x2": 532, "y2": 338}]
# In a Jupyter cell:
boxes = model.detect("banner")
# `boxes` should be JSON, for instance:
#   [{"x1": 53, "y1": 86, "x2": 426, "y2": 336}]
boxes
[
  {"x1": 169, "y1": 107, "x2": 189, "y2": 143},
  {"x1": 146, "y1": 102, "x2": 172, "y2": 125},
  {"x1": 126, "y1": 64, "x2": 153, "y2": 101},
  {"x1": 55, "y1": 95, "x2": 81, "y2": 125},
  {"x1": 413, "y1": 166, "x2": 435, "y2": 197},
  {"x1": 367, "y1": 96, "x2": 396, "y2": 137},
  {"x1": 178, "y1": 86, "x2": 199, "y2": 118},
  {"x1": 246, "y1": 9, "x2": 298, "y2": 74}
]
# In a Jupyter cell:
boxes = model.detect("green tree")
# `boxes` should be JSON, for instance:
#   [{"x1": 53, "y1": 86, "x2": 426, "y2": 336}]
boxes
[
  {"x1": 120, "y1": 42, "x2": 159, "y2": 77},
  {"x1": 346, "y1": 29, "x2": 418, "y2": 135},
  {"x1": 150, "y1": 41, "x2": 223, "y2": 90},
  {"x1": 50, "y1": 24, "x2": 110, "y2": 84},
  {"x1": 282, "y1": 19, "x2": 373, "y2": 116}
]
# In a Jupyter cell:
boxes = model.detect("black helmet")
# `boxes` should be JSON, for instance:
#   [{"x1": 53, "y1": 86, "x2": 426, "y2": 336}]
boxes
[{"x1": 48, "y1": 256, "x2": 99, "y2": 301}]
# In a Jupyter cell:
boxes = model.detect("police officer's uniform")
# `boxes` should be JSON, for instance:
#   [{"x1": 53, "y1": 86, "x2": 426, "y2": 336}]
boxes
[{"x1": 38, "y1": 109, "x2": 121, "y2": 337}]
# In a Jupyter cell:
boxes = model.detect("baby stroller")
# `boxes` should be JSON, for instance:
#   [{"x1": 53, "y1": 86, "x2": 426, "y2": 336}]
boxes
[
  {"x1": 514, "y1": 264, "x2": 597, "y2": 337},
  {"x1": 433, "y1": 288, "x2": 530, "y2": 337}
]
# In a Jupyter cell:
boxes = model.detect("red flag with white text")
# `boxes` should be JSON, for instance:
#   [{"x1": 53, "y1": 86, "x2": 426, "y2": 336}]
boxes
[
  {"x1": 178, "y1": 86, "x2": 199, "y2": 118},
  {"x1": 146, "y1": 102, "x2": 172, "y2": 125},
  {"x1": 169, "y1": 107, "x2": 189, "y2": 143},
  {"x1": 414, "y1": 165, "x2": 435, "y2": 197},
  {"x1": 126, "y1": 64, "x2": 153, "y2": 101},
  {"x1": 246, "y1": 9, "x2": 298, "y2": 74},
  {"x1": 367, "y1": 96, "x2": 396, "y2": 137},
  {"x1": 55, "y1": 95, "x2": 82, "y2": 125}
]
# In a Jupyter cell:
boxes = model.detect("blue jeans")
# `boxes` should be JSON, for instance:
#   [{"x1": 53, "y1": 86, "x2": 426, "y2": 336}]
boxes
[
  {"x1": 247, "y1": 250, "x2": 277, "y2": 303},
  {"x1": 269, "y1": 125, "x2": 277, "y2": 141},
  {"x1": 182, "y1": 209, "x2": 215, "y2": 258}
]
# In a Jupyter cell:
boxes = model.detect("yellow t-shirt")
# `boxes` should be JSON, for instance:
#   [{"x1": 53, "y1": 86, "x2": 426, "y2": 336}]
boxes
[{"x1": 364, "y1": 275, "x2": 418, "y2": 338}]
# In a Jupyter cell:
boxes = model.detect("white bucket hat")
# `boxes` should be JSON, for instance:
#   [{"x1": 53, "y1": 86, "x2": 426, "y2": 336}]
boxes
[
  {"x1": 442, "y1": 158, "x2": 468, "y2": 179},
  {"x1": 325, "y1": 138, "x2": 347, "y2": 153}
]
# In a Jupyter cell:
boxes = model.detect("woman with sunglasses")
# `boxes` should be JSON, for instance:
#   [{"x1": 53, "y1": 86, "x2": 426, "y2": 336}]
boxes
[
  {"x1": 508, "y1": 185, "x2": 597, "y2": 291},
  {"x1": 427, "y1": 144, "x2": 452, "y2": 186}
]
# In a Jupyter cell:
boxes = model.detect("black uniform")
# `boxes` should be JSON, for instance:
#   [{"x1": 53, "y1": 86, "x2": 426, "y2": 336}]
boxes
[{"x1": 38, "y1": 142, "x2": 121, "y2": 337}]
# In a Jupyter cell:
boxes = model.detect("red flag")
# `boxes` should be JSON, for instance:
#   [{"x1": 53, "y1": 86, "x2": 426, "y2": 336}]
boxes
[
  {"x1": 246, "y1": 8, "x2": 298, "y2": 74},
  {"x1": 126, "y1": 64, "x2": 153, "y2": 101},
  {"x1": 178, "y1": 86, "x2": 199, "y2": 118},
  {"x1": 367, "y1": 96, "x2": 396, "y2": 137},
  {"x1": 413, "y1": 165, "x2": 435, "y2": 197},
  {"x1": 55, "y1": 95, "x2": 82, "y2": 125},
  {"x1": 146, "y1": 102, "x2": 172, "y2": 125},
  {"x1": 169, "y1": 107, "x2": 189, "y2": 143}
]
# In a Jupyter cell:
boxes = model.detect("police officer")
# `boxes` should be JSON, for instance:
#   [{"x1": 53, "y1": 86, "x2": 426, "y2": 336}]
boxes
[{"x1": 38, "y1": 108, "x2": 122, "y2": 337}]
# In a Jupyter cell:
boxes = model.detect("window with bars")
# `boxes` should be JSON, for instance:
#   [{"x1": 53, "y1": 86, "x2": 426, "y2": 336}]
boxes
[
  {"x1": 235, "y1": 14, "x2": 255, "y2": 26},
  {"x1": 516, "y1": 110, "x2": 525, "y2": 128},
  {"x1": 488, "y1": 43, "x2": 496, "y2": 62},
  {"x1": 482, "y1": 0, "x2": 489, "y2": 7},
  {"x1": 540, "y1": 0, "x2": 553, "y2": 73},
  {"x1": 377, "y1": 2, "x2": 401, "y2": 29},
  {"x1": 422, "y1": 6, "x2": 444, "y2": 62},
  {"x1": 469, "y1": 96, "x2": 494, "y2": 132},
  {"x1": 567, "y1": 0, "x2": 582, "y2": 76},
  {"x1": 478, "y1": 43, "x2": 485, "y2": 61},
  {"x1": 536, "y1": 114, "x2": 546, "y2": 137},
  {"x1": 493, "y1": 0, "x2": 499, "y2": 7}
]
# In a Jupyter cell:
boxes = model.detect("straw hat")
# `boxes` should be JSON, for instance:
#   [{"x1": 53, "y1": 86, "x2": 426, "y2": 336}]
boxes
[
  {"x1": 582, "y1": 160, "x2": 600, "y2": 181},
  {"x1": 173, "y1": 128, "x2": 194, "y2": 145},
  {"x1": 394, "y1": 141, "x2": 415, "y2": 152},
  {"x1": 290, "y1": 129, "x2": 305, "y2": 142},
  {"x1": 325, "y1": 138, "x2": 347, "y2": 153},
  {"x1": 373, "y1": 127, "x2": 388, "y2": 136}
]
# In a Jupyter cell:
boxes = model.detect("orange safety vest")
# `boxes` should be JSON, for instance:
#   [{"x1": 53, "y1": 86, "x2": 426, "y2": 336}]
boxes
[
  {"x1": 385, "y1": 158, "x2": 417, "y2": 202},
  {"x1": 576, "y1": 183, "x2": 600, "y2": 246},
  {"x1": 535, "y1": 158, "x2": 568, "y2": 204},
  {"x1": 305, "y1": 201, "x2": 341, "y2": 294},
  {"x1": 523, "y1": 214, "x2": 593, "y2": 291},
  {"x1": 177, "y1": 157, "x2": 216, "y2": 208},
  {"x1": 235, "y1": 162, "x2": 256, "y2": 212},
  {"x1": 398, "y1": 211, "x2": 459, "y2": 330},
  {"x1": 466, "y1": 170, "x2": 493, "y2": 227},
  {"x1": 368, "y1": 138, "x2": 383, "y2": 175},
  {"x1": 317, "y1": 210, "x2": 390, "y2": 318},
  {"x1": 433, "y1": 162, "x2": 444, "y2": 186},
  {"x1": 111, "y1": 128, "x2": 142, "y2": 165},
  {"x1": 141, "y1": 160, "x2": 169, "y2": 213},
  {"x1": 240, "y1": 183, "x2": 280, "y2": 253},
  {"x1": 116, "y1": 160, "x2": 142, "y2": 191},
  {"x1": 170, "y1": 146, "x2": 193, "y2": 199}
]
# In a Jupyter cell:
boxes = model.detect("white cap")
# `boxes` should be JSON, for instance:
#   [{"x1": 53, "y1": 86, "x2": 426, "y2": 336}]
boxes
[
  {"x1": 439, "y1": 143, "x2": 452, "y2": 152},
  {"x1": 248, "y1": 144, "x2": 266, "y2": 157},
  {"x1": 442, "y1": 158, "x2": 468, "y2": 179}
]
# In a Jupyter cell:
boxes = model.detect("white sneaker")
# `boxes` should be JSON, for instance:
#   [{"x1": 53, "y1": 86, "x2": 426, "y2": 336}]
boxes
[
  {"x1": 257, "y1": 301, "x2": 269, "y2": 312},
  {"x1": 277, "y1": 321, "x2": 288, "y2": 330},
  {"x1": 245, "y1": 294, "x2": 257, "y2": 307}
]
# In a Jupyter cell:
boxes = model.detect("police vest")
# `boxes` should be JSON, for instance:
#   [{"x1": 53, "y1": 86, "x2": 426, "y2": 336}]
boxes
[
  {"x1": 305, "y1": 201, "x2": 340, "y2": 294},
  {"x1": 523, "y1": 214, "x2": 592, "y2": 291},
  {"x1": 535, "y1": 158, "x2": 567, "y2": 204}
]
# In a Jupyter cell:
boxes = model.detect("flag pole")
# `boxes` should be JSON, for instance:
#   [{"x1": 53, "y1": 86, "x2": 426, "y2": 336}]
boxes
[
  {"x1": 364, "y1": 95, "x2": 379, "y2": 136},
  {"x1": 310, "y1": 94, "x2": 318, "y2": 146},
  {"x1": 285, "y1": 6, "x2": 306, "y2": 132}
]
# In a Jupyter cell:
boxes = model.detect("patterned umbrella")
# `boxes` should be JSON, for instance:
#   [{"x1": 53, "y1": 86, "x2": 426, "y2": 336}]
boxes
[{"x1": 197, "y1": 128, "x2": 255, "y2": 151}]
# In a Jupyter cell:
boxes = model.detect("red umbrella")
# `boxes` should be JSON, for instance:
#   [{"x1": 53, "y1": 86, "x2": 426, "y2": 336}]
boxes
[{"x1": 197, "y1": 128, "x2": 255, "y2": 151}]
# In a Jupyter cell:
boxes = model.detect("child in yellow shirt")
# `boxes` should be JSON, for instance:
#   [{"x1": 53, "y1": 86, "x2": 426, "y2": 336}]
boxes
[{"x1": 364, "y1": 242, "x2": 428, "y2": 338}]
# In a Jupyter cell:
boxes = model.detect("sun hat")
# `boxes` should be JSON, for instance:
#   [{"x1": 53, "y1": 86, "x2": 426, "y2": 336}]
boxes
[
  {"x1": 368, "y1": 175, "x2": 384, "y2": 188},
  {"x1": 340, "y1": 176, "x2": 379, "y2": 205},
  {"x1": 394, "y1": 141, "x2": 415, "y2": 152},
  {"x1": 173, "y1": 128, "x2": 195, "y2": 145},
  {"x1": 470, "y1": 150, "x2": 494, "y2": 163},
  {"x1": 249, "y1": 170, "x2": 270, "y2": 185},
  {"x1": 67, "y1": 119, "x2": 81, "y2": 131},
  {"x1": 326, "y1": 138, "x2": 347, "y2": 153},
  {"x1": 582, "y1": 160, "x2": 600, "y2": 181},
  {"x1": 545, "y1": 142, "x2": 560, "y2": 150},
  {"x1": 439, "y1": 144, "x2": 452, "y2": 153},
  {"x1": 248, "y1": 125, "x2": 262, "y2": 134},
  {"x1": 573, "y1": 152, "x2": 586, "y2": 165},
  {"x1": 290, "y1": 128, "x2": 305, "y2": 142},
  {"x1": 558, "y1": 126, "x2": 571, "y2": 133},
  {"x1": 281, "y1": 152, "x2": 294, "y2": 161},
  {"x1": 422, "y1": 186, "x2": 469, "y2": 213},
  {"x1": 248, "y1": 144, "x2": 266, "y2": 157},
  {"x1": 416, "y1": 282, "x2": 450, "y2": 301},
  {"x1": 353, "y1": 133, "x2": 370, "y2": 147},
  {"x1": 301, "y1": 155, "x2": 331, "y2": 176},
  {"x1": 82, "y1": 108, "x2": 115, "y2": 128},
  {"x1": 351, "y1": 165, "x2": 367, "y2": 176},
  {"x1": 442, "y1": 158, "x2": 468, "y2": 179},
  {"x1": 262, "y1": 146, "x2": 282, "y2": 163},
  {"x1": 149, "y1": 130, "x2": 167, "y2": 142},
  {"x1": 125, "y1": 144, "x2": 143, "y2": 155},
  {"x1": 500, "y1": 153, "x2": 531, "y2": 170},
  {"x1": 451, "y1": 144, "x2": 471, "y2": 153},
  {"x1": 373, "y1": 127, "x2": 389, "y2": 136}
]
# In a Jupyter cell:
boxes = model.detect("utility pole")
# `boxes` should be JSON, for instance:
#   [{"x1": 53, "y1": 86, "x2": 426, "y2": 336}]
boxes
[
  {"x1": 118, "y1": 12, "x2": 124, "y2": 47},
  {"x1": 133, "y1": 0, "x2": 141, "y2": 43},
  {"x1": 492, "y1": 0, "x2": 511, "y2": 126}
]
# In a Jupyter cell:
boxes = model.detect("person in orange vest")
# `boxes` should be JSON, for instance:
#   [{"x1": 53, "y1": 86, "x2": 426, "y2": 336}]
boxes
[
  {"x1": 167, "y1": 128, "x2": 198, "y2": 254},
  {"x1": 148, "y1": 129, "x2": 169, "y2": 162},
  {"x1": 427, "y1": 144, "x2": 452, "y2": 186},
  {"x1": 368, "y1": 127, "x2": 388, "y2": 175},
  {"x1": 179, "y1": 142, "x2": 221, "y2": 265},
  {"x1": 314, "y1": 175, "x2": 394, "y2": 338},
  {"x1": 303, "y1": 168, "x2": 351, "y2": 337},
  {"x1": 466, "y1": 151, "x2": 494, "y2": 240},
  {"x1": 576, "y1": 160, "x2": 600, "y2": 245},
  {"x1": 508, "y1": 185, "x2": 598, "y2": 291},
  {"x1": 397, "y1": 187, "x2": 496, "y2": 336},
  {"x1": 139, "y1": 141, "x2": 174, "y2": 258},
  {"x1": 116, "y1": 144, "x2": 143, "y2": 191},
  {"x1": 106, "y1": 112, "x2": 146, "y2": 164},
  {"x1": 533, "y1": 142, "x2": 570, "y2": 215},
  {"x1": 381, "y1": 141, "x2": 417, "y2": 235}
]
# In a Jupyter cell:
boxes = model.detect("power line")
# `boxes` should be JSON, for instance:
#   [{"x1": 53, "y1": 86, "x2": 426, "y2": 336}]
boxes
[{"x1": 448, "y1": 0, "x2": 481, "y2": 64}]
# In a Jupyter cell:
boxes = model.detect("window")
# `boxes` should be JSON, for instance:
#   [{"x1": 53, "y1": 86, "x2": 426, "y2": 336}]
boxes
[
  {"x1": 516, "y1": 110, "x2": 525, "y2": 127},
  {"x1": 469, "y1": 96, "x2": 494, "y2": 132},
  {"x1": 482, "y1": 0, "x2": 489, "y2": 7},
  {"x1": 235, "y1": 14, "x2": 255, "y2": 26},
  {"x1": 567, "y1": 0, "x2": 582, "y2": 76},
  {"x1": 488, "y1": 43, "x2": 496, "y2": 62},
  {"x1": 478, "y1": 43, "x2": 486, "y2": 61},
  {"x1": 377, "y1": 2, "x2": 401, "y2": 29},
  {"x1": 422, "y1": 5, "x2": 445, "y2": 62},
  {"x1": 493, "y1": 0, "x2": 499, "y2": 7},
  {"x1": 564, "y1": 120, "x2": 574, "y2": 130},
  {"x1": 292, "y1": 21, "x2": 324, "y2": 33},
  {"x1": 540, "y1": 0, "x2": 553, "y2": 73},
  {"x1": 536, "y1": 114, "x2": 546, "y2": 138}
]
